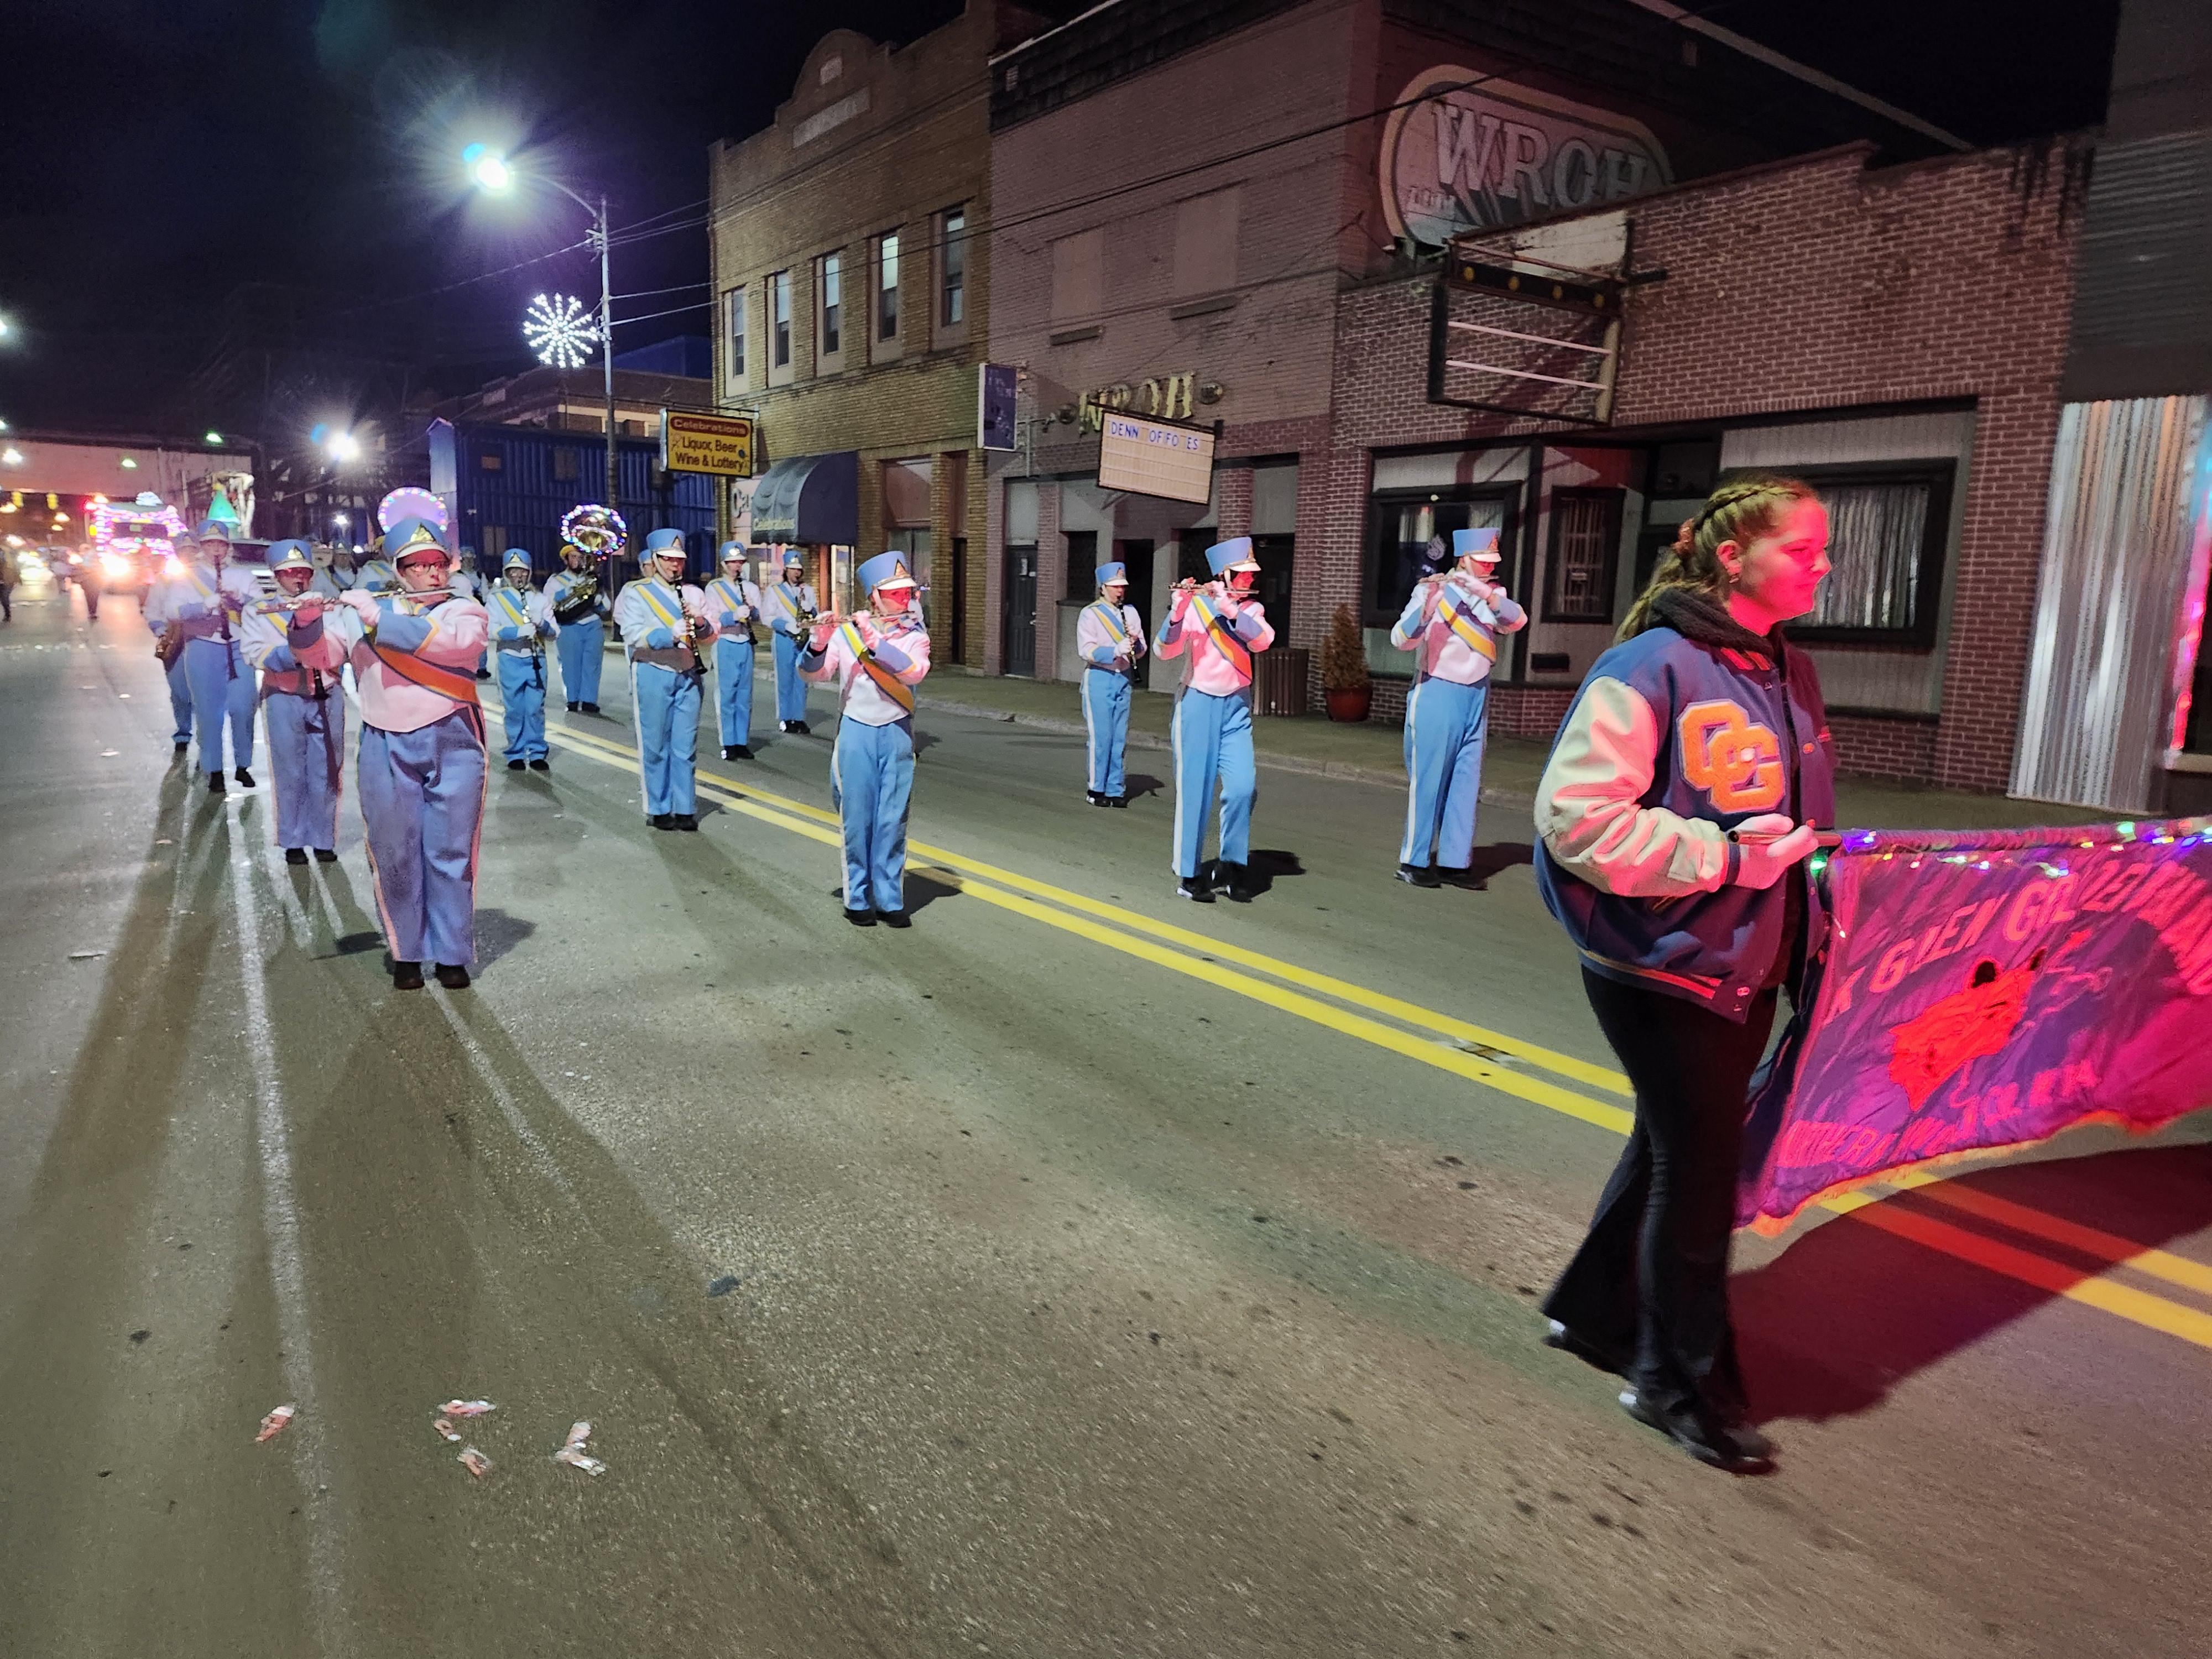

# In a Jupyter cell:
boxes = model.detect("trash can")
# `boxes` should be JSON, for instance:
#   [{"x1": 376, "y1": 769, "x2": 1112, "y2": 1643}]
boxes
[{"x1": 1254, "y1": 647, "x2": 1309, "y2": 717}]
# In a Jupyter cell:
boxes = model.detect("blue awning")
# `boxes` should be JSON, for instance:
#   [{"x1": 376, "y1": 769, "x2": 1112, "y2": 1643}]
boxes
[{"x1": 748, "y1": 450, "x2": 858, "y2": 545}]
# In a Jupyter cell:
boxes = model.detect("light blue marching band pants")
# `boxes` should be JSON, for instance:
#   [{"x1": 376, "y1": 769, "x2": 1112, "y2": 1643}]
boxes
[
  {"x1": 496, "y1": 647, "x2": 549, "y2": 763},
  {"x1": 165, "y1": 654, "x2": 194, "y2": 746},
  {"x1": 714, "y1": 634, "x2": 755, "y2": 747},
  {"x1": 632, "y1": 658, "x2": 702, "y2": 817},
  {"x1": 1170, "y1": 686, "x2": 1256, "y2": 879},
  {"x1": 556, "y1": 614, "x2": 604, "y2": 706},
  {"x1": 185, "y1": 635, "x2": 256, "y2": 776},
  {"x1": 264, "y1": 684, "x2": 344, "y2": 851},
  {"x1": 772, "y1": 629, "x2": 808, "y2": 724},
  {"x1": 831, "y1": 714, "x2": 914, "y2": 914},
  {"x1": 1082, "y1": 666, "x2": 1132, "y2": 797},
  {"x1": 358, "y1": 707, "x2": 486, "y2": 967},
  {"x1": 1399, "y1": 676, "x2": 1490, "y2": 870}
]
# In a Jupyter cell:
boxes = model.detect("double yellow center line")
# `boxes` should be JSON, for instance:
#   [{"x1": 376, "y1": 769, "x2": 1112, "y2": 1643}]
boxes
[{"x1": 516, "y1": 703, "x2": 2212, "y2": 1355}]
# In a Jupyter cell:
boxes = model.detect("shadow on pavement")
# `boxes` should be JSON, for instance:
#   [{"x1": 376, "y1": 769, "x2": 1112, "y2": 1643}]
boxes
[
  {"x1": 1123, "y1": 771, "x2": 1166, "y2": 802},
  {"x1": 473, "y1": 906, "x2": 537, "y2": 967},
  {"x1": 1466, "y1": 839, "x2": 1534, "y2": 883},
  {"x1": 1735, "y1": 1141, "x2": 2212, "y2": 1426},
  {"x1": 901, "y1": 870, "x2": 959, "y2": 915}
]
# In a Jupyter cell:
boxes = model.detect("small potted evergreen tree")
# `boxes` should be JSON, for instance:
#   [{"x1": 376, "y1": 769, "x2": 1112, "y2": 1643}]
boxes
[{"x1": 1321, "y1": 602, "x2": 1371, "y2": 722}]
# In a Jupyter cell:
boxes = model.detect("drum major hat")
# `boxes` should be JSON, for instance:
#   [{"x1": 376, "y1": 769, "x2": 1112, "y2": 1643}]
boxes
[{"x1": 1204, "y1": 536, "x2": 1260, "y2": 577}]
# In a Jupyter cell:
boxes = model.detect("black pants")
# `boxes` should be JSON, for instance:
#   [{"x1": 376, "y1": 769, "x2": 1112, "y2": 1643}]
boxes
[{"x1": 1542, "y1": 968, "x2": 1778, "y2": 1420}]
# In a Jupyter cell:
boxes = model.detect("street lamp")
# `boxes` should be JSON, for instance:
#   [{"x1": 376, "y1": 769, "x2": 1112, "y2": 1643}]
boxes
[
  {"x1": 466, "y1": 144, "x2": 618, "y2": 515},
  {"x1": 325, "y1": 431, "x2": 361, "y2": 464}
]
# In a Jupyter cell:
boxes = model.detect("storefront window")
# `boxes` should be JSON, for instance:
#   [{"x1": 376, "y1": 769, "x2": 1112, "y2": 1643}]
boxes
[
  {"x1": 1788, "y1": 462, "x2": 1954, "y2": 645},
  {"x1": 1363, "y1": 490, "x2": 1512, "y2": 675}
]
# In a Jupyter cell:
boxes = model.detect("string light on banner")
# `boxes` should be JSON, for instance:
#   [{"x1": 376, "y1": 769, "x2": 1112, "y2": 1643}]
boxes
[
  {"x1": 377, "y1": 486, "x2": 449, "y2": 534},
  {"x1": 560, "y1": 503, "x2": 627, "y2": 559},
  {"x1": 524, "y1": 293, "x2": 601, "y2": 369}
]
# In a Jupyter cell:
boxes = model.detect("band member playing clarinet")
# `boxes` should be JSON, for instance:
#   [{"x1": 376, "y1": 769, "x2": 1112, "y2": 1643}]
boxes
[
  {"x1": 764, "y1": 547, "x2": 818, "y2": 734},
  {"x1": 297, "y1": 516, "x2": 491, "y2": 991},
  {"x1": 1157, "y1": 536, "x2": 1274, "y2": 903},
  {"x1": 1077, "y1": 561, "x2": 1147, "y2": 807},
  {"x1": 616, "y1": 528, "x2": 717, "y2": 831},
  {"x1": 240, "y1": 541, "x2": 344, "y2": 864},
  {"x1": 545, "y1": 542, "x2": 609, "y2": 713},
  {"x1": 801, "y1": 552, "x2": 930, "y2": 927},
  {"x1": 1391, "y1": 525, "x2": 1526, "y2": 888},
  {"x1": 706, "y1": 540, "x2": 763, "y2": 760},
  {"x1": 489, "y1": 549, "x2": 558, "y2": 772}
]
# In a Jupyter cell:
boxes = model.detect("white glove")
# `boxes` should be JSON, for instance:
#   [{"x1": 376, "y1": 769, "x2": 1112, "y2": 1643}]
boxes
[
  {"x1": 339, "y1": 589, "x2": 380, "y2": 622},
  {"x1": 1728, "y1": 813, "x2": 1818, "y2": 890}
]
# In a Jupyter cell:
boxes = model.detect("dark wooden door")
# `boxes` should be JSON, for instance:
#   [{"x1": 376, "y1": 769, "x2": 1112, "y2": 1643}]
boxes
[{"x1": 1002, "y1": 543, "x2": 1037, "y2": 677}]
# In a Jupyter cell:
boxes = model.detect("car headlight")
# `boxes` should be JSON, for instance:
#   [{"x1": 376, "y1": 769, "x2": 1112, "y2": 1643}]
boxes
[{"x1": 102, "y1": 553, "x2": 133, "y2": 580}]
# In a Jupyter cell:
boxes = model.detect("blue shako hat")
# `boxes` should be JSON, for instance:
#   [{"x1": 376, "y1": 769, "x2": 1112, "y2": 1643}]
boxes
[
  {"x1": 1204, "y1": 536, "x2": 1259, "y2": 577},
  {"x1": 1095, "y1": 561, "x2": 1128, "y2": 587},
  {"x1": 779, "y1": 546, "x2": 805, "y2": 568},
  {"x1": 194, "y1": 518, "x2": 232, "y2": 544},
  {"x1": 502, "y1": 549, "x2": 532, "y2": 572},
  {"x1": 1452, "y1": 526, "x2": 1503, "y2": 560},
  {"x1": 385, "y1": 517, "x2": 450, "y2": 565},
  {"x1": 718, "y1": 539, "x2": 746, "y2": 565},
  {"x1": 644, "y1": 528, "x2": 686, "y2": 558},
  {"x1": 267, "y1": 539, "x2": 315, "y2": 571},
  {"x1": 857, "y1": 551, "x2": 917, "y2": 593}
]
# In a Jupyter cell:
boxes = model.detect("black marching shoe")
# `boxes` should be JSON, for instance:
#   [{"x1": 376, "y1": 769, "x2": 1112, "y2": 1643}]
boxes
[
  {"x1": 475, "y1": 667, "x2": 492, "y2": 681},
  {"x1": 581, "y1": 702, "x2": 601, "y2": 714},
  {"x1": 1109, "y1": 794, "x2": 1130, "y2": 808},
  {"x1": 650, "y1": 813, "x2": 675, "y2": 831},
  {"x1": 1439, "y1": 865, "x2": 1487, "y2": 891},
  {"x1": 844, "y1": 906, "x2": 877, "y2": 927},
  {"x1": 434, "y1": 963, "x2": 471, "y2": 990},
  {"x1": 314, "y1": 848, "x2": 338, "y2": 863},
  {"x1": 529, "y1": 758, "x2": 549, "y2": 771},
  {"x1": 566, "y1": 701, "x2": 580, "y2": 712},
  {"x1": 234, "y1": 768, "x2": 255, "y2": 789},
  {"x1": 1215, "y1": 861, "x2": 1258, "y2": 903},
  {"x1": 1085, "y1": 790, "x2": 1104, "y2": 806},
  {"x1": 173, "y1": 740, "x2": 190, "y2": 755},
  {"x1": 283, "y1": 847, "x2": 308, "y2": 865},
  {"x1": 1176, "y1": 875, "x2": 1215, "y2": 904},
  {"x1": 672, "y1": 813, "x2": 698, "y2": 832},
  {"x1": 792, "y1": 719, "x2": 811, "y2": 735},
  {"x1": 730, "y1": 744, "x2": 754, "y2": 760},
  {"x1": 1618, "y1": 1389, "x2": 1774, "y2": 1473},
  {"x1": 722, "y1": 745, "x2": 739, "y2": 761},
  {"x1": 392, "y1": 961, "x2": 425, "y2": 991},
  {"x1": 1396, "y1": 861, "x2": 1443, "y2": 889},
  {"x1": 207, "y1": 771, "x2": 226, "y2": 795},
  {"x1": 876, "y1": 909, "x2": 911, "y2": 929},
  {"x1": 508, "y1": 758, "x2": 527, "y2": 771}
]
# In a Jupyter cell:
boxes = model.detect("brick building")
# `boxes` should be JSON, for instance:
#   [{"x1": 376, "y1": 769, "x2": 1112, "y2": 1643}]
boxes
[
  {"x1": 1326, "y1": 139, "x2": 2088, "y2": 792},
  {"x1": 709, "y1": 7, "x2": 1029, "y2": 655},
  {"x1": 981, "y1": 0, "x2": 1953, "y2": 692}
]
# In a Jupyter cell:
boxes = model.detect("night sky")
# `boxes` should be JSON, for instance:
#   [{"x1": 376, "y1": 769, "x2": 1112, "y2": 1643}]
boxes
[{"x1": 0, "y1": 0, "x2": 2119, "y2": 442}]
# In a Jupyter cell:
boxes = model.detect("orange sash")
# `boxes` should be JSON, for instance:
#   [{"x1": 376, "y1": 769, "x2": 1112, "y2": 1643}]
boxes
[
  {"x1": 839, "y1": 620, "x2": 915, "y2": 713},
  {"x1": 372, "y1": 641, "x2": 480, "y2": 705},
  {"x1": 1188, "y1": 592, "x2": 1251, "y2": 679}
]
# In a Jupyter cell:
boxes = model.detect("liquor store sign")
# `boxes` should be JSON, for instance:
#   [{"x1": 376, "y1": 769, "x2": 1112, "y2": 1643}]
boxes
[
  {"x1": 1098, "y1": 413, "x2": 1214, "y2": 506},
  {"x1": 662, "y1": 410, "x2": 756, "y2": 478},
  {"x1": 1381, "y1": 69, "x2": 1672, "y2": 247}
]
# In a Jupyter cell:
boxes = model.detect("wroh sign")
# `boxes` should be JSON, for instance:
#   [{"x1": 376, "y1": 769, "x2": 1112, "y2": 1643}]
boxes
[{"x1": 1381, "y1": 69, "x2": 1672, "y2": 247}]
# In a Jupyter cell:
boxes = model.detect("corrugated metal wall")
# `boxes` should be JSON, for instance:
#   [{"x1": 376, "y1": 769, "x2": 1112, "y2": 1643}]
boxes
[
  {"x1": 2012, "y1": 395, "x2": 2209, "y2": 809},
  {"x1": 435, "y1": 421, "x2": 719, "y2": 578}
]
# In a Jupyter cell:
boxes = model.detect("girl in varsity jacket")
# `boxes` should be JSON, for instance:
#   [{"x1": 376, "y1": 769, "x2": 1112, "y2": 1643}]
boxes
[{"x1": 1533, "y1": 474, "x2": 1835, "y2": 1474}]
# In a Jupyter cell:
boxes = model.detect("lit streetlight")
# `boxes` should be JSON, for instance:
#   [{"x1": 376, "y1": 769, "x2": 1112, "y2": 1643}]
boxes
[
  {"x1": 205, "y1": 430, "x2": 223, "y2": 446},
  {"x1": 2, "y1": 448, "x2": 23, "y2": 466},
  {"x1": 326, "y1": 431, "x2": 362, "y2": 463},
  {"x1": 465, "y1": 144, "x2": 619, "y2": 513}
]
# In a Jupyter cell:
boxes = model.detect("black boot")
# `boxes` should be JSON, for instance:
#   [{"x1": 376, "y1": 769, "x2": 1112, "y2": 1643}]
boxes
[
  {"x1": 392, "y1": 961, "x2": 425, "y2": 990},
  {"x1": 508, "y1": 758, "x2": 526, "y2": 771},
  {"x1": 567, "y1": 700, "x2": 580, "y2": 712},
  {"x1": 581, "y1": 702, "x2": 601, "y2": 714},
  {"x1": 234, "y1": 768, "x2": 255, "y2": 789},
  {"x1": 844, "y1": 906, "x2": 877, "y2": 926},
  {"x1": 284, "y1": 847, "x2": 308, "y2": 865},
  {"x1": 529, "y1": 758, "x2": 549, "y2": 771},
  {"x1": 672, "y1": 813, "x2": 697, "y2": 832},
  {"x1": 729, "y1": 744, "x2": 753, "y2": 760},
  {"x1": 1175, "y1": 875, "x2": 1214, "y2": 904},
  {"x1": 1396, "y1": 862, "x2": 1443, "y2": 888},
  {"x1": 434, "y1": 963, "x2": 471, "y2": 990},
  {"x1": 1218, "y1": 861, "x2": 1258, "y2": 903},
  {"x1": 207, "y1": 771, "x2": 225, "y2": 795},
  {"x1": 313, "y1": 848, "x2": 338, "y2": 863}
]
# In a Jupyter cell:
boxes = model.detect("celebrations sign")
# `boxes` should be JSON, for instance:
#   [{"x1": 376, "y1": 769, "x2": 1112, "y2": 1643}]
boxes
[
  {"x1": 1740, "y1": 819, "x2": 2212, "y2": 1233},
  {"x1": 1380, "y1": 69, "x2": 1672, "y2": 248},
  {"x1": 662, "y1": 411, "x2": 755, "y2": 478}
]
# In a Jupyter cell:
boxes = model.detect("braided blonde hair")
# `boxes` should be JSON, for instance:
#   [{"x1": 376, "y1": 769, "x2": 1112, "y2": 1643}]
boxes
[{"x1": 1617, "y1": 472, "x2": 1818, "y2": 641}]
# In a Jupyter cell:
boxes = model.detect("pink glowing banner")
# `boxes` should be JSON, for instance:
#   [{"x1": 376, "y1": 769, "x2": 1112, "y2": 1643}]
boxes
[{"x1": 1739, "y1": 817, "x2": 2212, "y2": 1234}]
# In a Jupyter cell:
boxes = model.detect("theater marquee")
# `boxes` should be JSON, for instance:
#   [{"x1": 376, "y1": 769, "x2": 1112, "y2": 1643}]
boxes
[{"x1": 1381, "y1": 69, "x2": 1673, "y2": 247}]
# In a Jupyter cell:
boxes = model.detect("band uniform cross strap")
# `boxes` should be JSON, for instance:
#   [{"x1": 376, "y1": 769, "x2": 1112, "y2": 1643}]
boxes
[
  {"x1": 634, "y1": 580, "x2": 686, "y2": 635},
  {"x1": 770, "y1": 584, "x2": 804, "y2": 623},
  {"x1": 371, "y1": 638, "x2": 481, "y2": 705},
  {"x1": 492, "y1": 586, "x2": 535, "y2": 639},
  {"x1": 1438, "y1": 591, "x2": 1498, "y2": 662},
  {"x1": 1187, "y1": 592, "x2": 1252, "y2": 680},
  {"x1": 839, "y1": 620, "x2": 915, "y2": 714},
  {"x1": 711, "y1": 578, "x2": 753, "y2": 622},
  {"x1": 1089, "y1": 600, "x2": 1130, "y2": 648}
]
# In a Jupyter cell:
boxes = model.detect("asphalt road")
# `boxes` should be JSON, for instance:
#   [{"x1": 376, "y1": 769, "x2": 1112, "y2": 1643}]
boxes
[{"x1": 3, "y1": 578, "x2": 2209, "y2": 1659}]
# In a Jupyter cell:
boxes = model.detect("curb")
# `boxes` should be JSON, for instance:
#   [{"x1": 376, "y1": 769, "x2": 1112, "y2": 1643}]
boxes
[{"x1": 916, "y1": 695, "x2": 1537, "y2": 813}]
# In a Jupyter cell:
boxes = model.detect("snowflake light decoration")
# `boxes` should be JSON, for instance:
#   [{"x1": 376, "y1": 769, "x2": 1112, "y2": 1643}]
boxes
[{"x1": 523, "y1": 293, "x2": 601, "y2": 369}]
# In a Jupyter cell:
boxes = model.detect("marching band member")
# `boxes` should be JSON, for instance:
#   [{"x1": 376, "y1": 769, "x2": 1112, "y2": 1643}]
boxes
[
  {"x1": 1157, "y1": 536, "x2": 1274, "y2": 903},
  {"x1": 800, "y1": 552, "x2": 930, "y2": 927},
  {"x1": 488, "y1": 549, "x2": 557, "y2": 772},
  {"x1": 706, "y1": 540, "x2": 762, "y2": 760},
  {"x1": 349, "y1": 535, "x2": 398, "y2": 596},
  {"x1": 296, "y1": 516, "x2": 491, "y2": 991},
  {"x1": 1077, "y1": 561, "x2": 1147, "y2": 807},
  {"x1": 309, "y1": 545, "x2": 347, "y2": 600},
  {"x1": 154, "y1": 519, "x2": 263, "y2": 794},
  {"x1": 1391, "y1": 526, "x2": 1526, "y2": 888},
  {"x1": 615, "y1": 528, "x2": 717, "y2": 831},
  {"x1": 545, "y1": 543, "x2": 608, "y2": 713},
  {"x1": 764, "y1": 547, "x2": 818, "y2": 734},
  {"x1": 239, "y1": 541, "x2": 343, "y2": 864},
  {"x1": 143, "y1": 535, "x2": 199, "y2": 756}
]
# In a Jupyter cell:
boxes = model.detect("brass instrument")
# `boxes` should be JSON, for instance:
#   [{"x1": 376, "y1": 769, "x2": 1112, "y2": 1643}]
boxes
[{"x1": 552, "y1": 567, "x2": 601, "y2": 624}]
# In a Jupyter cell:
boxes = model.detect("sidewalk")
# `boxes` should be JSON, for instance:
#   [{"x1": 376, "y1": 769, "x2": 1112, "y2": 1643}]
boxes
[{"x1": 919, "y1": 666, "x2": 2115, "y2": 833}]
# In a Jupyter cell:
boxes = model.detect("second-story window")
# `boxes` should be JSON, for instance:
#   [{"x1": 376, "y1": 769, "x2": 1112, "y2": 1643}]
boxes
[
  {"x1": 941, "y1": 207, "x2": 967, "y2": 327},
  {"x1": 771, "y1": 270, "x2": 792, "y2": 368},
  {"x1": 877, "y1": 232, "x2": 900, "y2": 342},
  {"x1": 726, "y1": 285, "x2": 747, "y2": 387},
  {"x1": 821, "y1": 253, "x2": 842, "y2": 357}
]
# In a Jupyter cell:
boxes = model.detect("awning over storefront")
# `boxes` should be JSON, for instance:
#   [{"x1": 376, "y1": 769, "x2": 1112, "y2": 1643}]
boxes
[{"x1": 748, "y1": 450, "x2": 858, "y2": 545}]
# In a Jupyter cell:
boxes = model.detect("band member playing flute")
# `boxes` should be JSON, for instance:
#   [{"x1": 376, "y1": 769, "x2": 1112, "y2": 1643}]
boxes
[
  {"x1": 239, "y1": 540, "x2": 344, "y2": 864},
  {"x1": 1157, "y1": 536, "x2": 1274, "y2": 903}
]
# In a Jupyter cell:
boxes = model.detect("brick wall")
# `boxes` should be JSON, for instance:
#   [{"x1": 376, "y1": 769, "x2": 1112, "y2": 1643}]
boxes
[
  {"x1": 1319, "y1": 140, "x2": 2085, "y2": 790},
  {"x1": 1828, "y1": 713, "x2": 1941, "y2": 781}
]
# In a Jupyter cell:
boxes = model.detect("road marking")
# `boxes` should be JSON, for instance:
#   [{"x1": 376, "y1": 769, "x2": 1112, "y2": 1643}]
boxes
[{"x1": 521, "y1": 706, "x2": 2212, "y2": 1354}]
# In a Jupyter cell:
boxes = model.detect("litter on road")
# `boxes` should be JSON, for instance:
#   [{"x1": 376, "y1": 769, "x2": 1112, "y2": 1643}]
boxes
[
  {"x1": 554, "y1": 1420, "x2": 606, "y2": 1475},
  {"x1": 438, "y1": 1399, "x2": 496, "y2": 1418},
  {"x1": 255, "y1": 1404, "x2": 297, "y2": 1443},
  {"x1": 457, "y1": 1447, "x2": 493, "y2": 1479},
  {"x1": 432, "y1": 1417, "x2": 462, "y2": 1443}
]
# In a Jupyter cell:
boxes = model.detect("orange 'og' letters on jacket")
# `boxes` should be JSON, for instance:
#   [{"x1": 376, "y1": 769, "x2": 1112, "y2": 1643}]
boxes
[{"x1": 1679, "y1": 699, "x2": 1784, "y2": 812}]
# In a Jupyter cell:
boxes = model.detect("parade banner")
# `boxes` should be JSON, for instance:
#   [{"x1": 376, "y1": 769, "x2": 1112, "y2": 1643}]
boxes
[{"x1": 1739, "y1": 817, "x2": 2212, "y2": 1234}]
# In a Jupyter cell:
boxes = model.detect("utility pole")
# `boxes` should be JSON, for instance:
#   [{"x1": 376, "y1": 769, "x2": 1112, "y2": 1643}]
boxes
[{"x1": 597, "y1": 195, "x2": 617, "y2": 514}]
